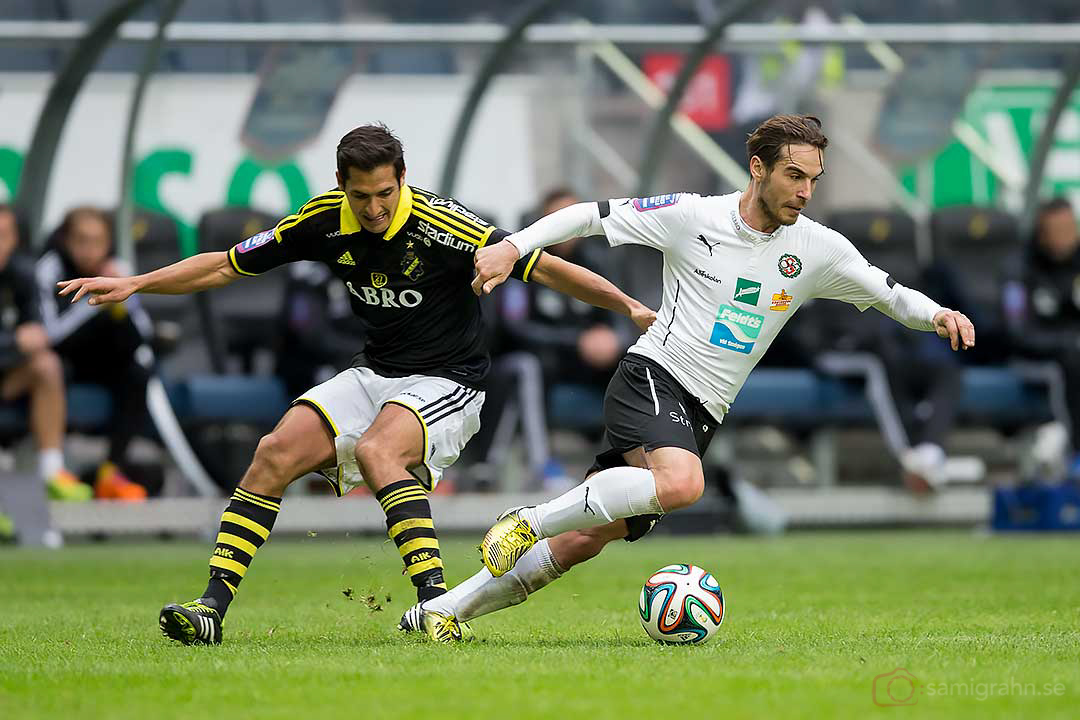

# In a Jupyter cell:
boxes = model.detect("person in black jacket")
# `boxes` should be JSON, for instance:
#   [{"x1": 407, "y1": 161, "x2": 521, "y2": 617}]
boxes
[
  {"x1": 36, "y1": 206, "x2": 150, "y2": 501},
  {"x1": 1005, "y1": 197, "x2": 1080, "y2": 478},
  {"x1": 488, "y1": 189, "x2": 633, "y2": 489},
  {"x1": 0, "y1": 204, "x2": 87, "y2": 502}
]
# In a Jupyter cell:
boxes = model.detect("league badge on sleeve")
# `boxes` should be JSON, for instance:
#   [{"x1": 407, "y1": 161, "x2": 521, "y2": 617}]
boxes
[
  {"x1": 633, "y1": 194, "x2": 681, "y2": 212},
  {"x1": 236, "y1": 229, "x2": 274, "y2": 253},
  {"x1": 777, "y1": 253, "x2": 802, "y2": 278}
]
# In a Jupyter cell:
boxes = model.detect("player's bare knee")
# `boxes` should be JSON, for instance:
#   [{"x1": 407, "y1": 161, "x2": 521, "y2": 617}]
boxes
[
  {"x1": 247, "y1": 432, "x2": 295, "y2": 492},
  {"x1": 655, "y1": 470, "x2": 705, "y2": 511}
]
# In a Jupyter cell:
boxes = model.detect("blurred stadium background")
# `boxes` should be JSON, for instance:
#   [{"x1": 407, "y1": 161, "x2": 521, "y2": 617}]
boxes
[{"x1": 2, "y1": 0, "x2": 1080, "y2": 544}]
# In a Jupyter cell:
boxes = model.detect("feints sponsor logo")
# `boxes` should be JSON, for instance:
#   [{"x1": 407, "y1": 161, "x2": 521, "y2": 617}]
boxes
[
  {"x1": 236, "y1": 229, "x2": 273, "y2": 253},
  {"x1": 770, "y1": 289, "x2": 793, "y2": 311},
  {"x1": 416, "y1": 219, "x2": 476, "y2": 253},
  {"x1": 425, "y1": 196, "x2": 487, "y2": 225},
  {"x1": 694, "y1": 268, "x2": 722, "y2": 284},
  {"x1": 632, "y1": 194, "x2": 681, "y2": 212},
  {"x1": 733, "y1": 277, "x2": 761, "y2": 306},
  {"x1": 778, "y1": 253, "x2": 802, "y2": 278},
  {"x1": 709, "y1": 304, "x2": 764, "y2": 354}
]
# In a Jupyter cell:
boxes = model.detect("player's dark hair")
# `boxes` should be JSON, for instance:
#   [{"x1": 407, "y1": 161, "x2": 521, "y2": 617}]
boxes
[
  {"x1": 746, "y1": 114, "x2": 829, "y2": 169},
  {"x1": 337, "y1": 123, "x2": 405, "y2": 182}
]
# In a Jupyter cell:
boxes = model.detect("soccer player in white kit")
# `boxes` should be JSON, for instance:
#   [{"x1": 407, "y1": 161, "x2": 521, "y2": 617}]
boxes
[{"x1": 400, "y1": 114, "x2": 975, "y2": 640}]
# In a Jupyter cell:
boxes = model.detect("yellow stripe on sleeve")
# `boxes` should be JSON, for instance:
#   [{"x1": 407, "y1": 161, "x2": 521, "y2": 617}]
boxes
[
  {"x1": 522, "y1": 249, "x2": 542, "y2": 282},
  {"x1": 228, "y1": 246, "x2": 260, "y2": 277}
]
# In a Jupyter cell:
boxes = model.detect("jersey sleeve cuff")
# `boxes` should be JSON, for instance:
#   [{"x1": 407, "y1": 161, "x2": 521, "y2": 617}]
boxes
[{"x1": 227, "y1": 246, "x2": 261, "y2": 277}]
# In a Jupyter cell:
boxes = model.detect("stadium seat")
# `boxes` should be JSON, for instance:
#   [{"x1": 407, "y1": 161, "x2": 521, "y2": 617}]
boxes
[{"x1": 195, "y1": 206, "x2": 280, "y2": 374}]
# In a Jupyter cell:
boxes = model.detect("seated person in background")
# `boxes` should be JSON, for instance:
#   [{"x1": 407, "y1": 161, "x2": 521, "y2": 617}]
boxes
[
  {"x1": 276, "y1": 260, "x2": 366, "y2": 400},
  {"x1": 488, "y1": 188, "x2": 631, "y2": 489},
  {"x1": 0, "y1": 204, "x2": 86, "y2": 501},
  {"x1": 1006, "y1": 197, "x2": 1080, "y2": 479},
  {"x1": 35, "y1": 207, "x2": 151, "y2": 501}
]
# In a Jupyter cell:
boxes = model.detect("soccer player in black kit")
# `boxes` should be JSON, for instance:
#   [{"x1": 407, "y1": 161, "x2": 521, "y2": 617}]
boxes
[{"x1": 59, "y1": 124, "x2": 654, "y2": 644}]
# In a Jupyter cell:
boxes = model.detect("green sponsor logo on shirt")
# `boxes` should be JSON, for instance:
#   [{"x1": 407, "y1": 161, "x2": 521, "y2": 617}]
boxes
[{"x1": 733, "y1": 277, "x2": 761, "y2": 306}]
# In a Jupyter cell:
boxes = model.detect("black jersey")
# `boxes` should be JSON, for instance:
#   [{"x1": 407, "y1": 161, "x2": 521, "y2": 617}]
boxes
[{"x1": 228, "y1": 185, "x2": 542, "y2": 389}]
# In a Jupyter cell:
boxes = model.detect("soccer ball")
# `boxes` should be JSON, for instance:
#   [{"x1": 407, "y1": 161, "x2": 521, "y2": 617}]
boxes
[{"x1": 639, "y1": 563, "x2": 725, "y2": 644}]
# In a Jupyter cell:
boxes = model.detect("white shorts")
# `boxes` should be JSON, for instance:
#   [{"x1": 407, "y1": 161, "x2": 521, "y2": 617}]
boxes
[{"x1": 296, "y1": 367, "x2": 485, "y2": 495}]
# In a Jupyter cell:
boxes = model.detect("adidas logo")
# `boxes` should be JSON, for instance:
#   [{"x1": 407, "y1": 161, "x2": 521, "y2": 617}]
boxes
[{"x1": 337, "y1": 251, "x2": 355, "y2": 266}]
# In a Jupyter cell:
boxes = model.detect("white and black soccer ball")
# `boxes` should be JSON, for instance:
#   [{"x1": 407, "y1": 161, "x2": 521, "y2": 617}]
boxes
[{"x1": 639, "y1": 563, "x2": 725, "y2": 644}]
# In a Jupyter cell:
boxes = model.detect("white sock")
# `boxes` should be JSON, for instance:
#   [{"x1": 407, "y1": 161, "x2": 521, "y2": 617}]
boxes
[
  {"x1": 520, "y1": 466, "x2": 662, "y2": 538},
  {"x1": 39, "y1": 448, "x2": 64, "y2": 480},
  {"x1": 426, "y1": 539, "x2": 565, "y2": 622}
]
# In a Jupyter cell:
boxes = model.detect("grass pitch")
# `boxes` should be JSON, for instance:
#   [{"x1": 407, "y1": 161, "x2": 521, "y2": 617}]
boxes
[{"x1": 2, "y1": 531, "x2": 1078, "y2": 719}]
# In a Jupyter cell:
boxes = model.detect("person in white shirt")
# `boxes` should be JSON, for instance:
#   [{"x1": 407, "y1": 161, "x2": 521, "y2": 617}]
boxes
[{"x1": 399, "y1": 114, "x2": 975, "y2": 641}]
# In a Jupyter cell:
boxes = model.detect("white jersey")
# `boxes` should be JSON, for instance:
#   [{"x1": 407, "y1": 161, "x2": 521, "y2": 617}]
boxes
[{"x1": 599, "y1": 192, "x2": 941, "y2": 423}]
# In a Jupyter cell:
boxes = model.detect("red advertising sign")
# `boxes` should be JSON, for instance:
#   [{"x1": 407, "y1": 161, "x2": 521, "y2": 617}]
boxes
[{"x1": 643, "y1": 53, "x2": 732, "y2": 131}]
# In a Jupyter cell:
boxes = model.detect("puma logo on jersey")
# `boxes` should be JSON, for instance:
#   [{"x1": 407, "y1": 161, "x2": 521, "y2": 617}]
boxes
[{"x1": 697, "y1": 234, "x2": 721, "y2": 256}]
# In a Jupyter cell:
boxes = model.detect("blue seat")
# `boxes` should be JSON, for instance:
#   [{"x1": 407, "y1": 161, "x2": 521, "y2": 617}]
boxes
[
  {"x1": 960, "y1": 366, "x2": 1053, "y2": 426},
  {"x1": 548, "y1": 383, "x2": 605, "y2": 432},
  {"x1": 174, "y1": 375, "x2": 289, "y2": 426},
  {"x1": 0, "y1": 383, "x2": 113, "y2": 437}
]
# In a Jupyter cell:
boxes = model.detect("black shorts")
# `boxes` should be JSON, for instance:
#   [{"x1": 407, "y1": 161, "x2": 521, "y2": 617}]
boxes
[{"x1": 587, "y1": 353, "x2": 717, "y2": 542}]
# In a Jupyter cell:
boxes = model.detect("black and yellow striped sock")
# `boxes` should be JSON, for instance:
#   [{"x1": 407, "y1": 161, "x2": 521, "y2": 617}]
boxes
[
  {"x1": 201, "y1": 486, "x2": 281, "y2": 618},
  {"x1": 376, "y1": 479, "x2": 446, "y2": 602}
]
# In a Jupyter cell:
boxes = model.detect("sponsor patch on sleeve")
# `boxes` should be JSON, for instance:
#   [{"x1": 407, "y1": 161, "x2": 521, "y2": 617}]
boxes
[
  {"x1": 236, "y1": 229, "x2": 274, "y2": 253},
  {"x1": 632, "y1": 194, "x2": 681, "y2": 212}
]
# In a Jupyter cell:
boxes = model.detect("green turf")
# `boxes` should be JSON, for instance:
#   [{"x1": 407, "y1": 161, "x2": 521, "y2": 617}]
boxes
[{"x1": 1, "y1": 531, "x2": 1078, "y2": 719}]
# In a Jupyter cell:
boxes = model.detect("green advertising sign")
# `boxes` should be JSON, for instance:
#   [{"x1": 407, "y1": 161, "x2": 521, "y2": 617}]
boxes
[{"x1": 898, "y1": 83, "x2": 1080, "y2": 208}]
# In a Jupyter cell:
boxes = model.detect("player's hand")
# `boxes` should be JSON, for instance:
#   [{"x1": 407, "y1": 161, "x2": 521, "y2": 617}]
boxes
[
  {"x1": 472, "y1": 240, "x2": 519, "y2": 296},
  {"x1": 56, "y1": 276, "x2": 138, "y2": 306},
  {"x1": 14, "y1": 323, "x2": 48, "y2": 354},
  {"x1": 933, "y1": 309, "x2": 975, "y2": 351},
  {"x1": 630, "y1": 303, "x2": 656, "y2": 333}
]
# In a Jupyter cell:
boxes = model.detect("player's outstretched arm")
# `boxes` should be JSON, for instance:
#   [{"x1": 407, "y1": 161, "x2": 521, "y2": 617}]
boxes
[
  {"x1": 472, "y1": 202, "x2": 605, "y2": 296},
  {"x1": 932, "y1": 308, "x2": 975, "y2": 351},
  {"x1": 529, "y1": 252, "x2": 656, "y2": 333},
  {"x1": 57, "y1": 251, "x2": 239, "y2": 305}
]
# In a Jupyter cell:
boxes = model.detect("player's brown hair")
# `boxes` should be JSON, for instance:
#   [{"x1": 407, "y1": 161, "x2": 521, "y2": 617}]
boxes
[
  {"x1": 745, "y1": 114, "x2": 828, "y2": 169},
  {"x1": 337, "y1": 123, "x2": 405, "y2": 182}
]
